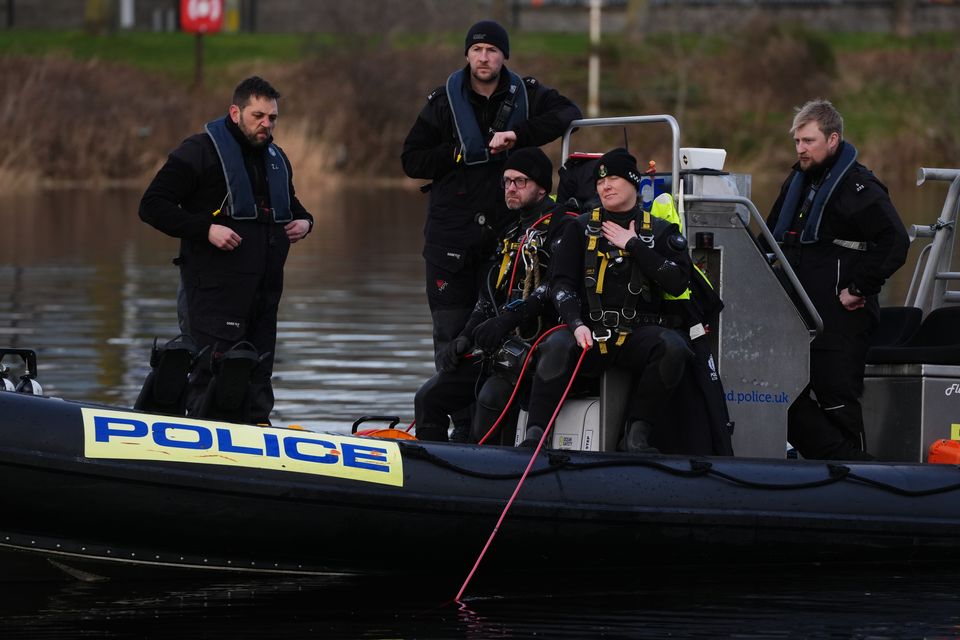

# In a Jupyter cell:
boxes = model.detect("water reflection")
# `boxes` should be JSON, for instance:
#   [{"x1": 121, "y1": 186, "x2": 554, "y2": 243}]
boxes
[
  {"x1": 1, "y1": 567, "x2": 958, "y2": 638},
  {"x1": 0, "y1": 176, "x2": 953, "y2": 433},
  {"x1": 2, "y1": 178, "x2": 960, "y2": 634},
  {"x1": 0, "y1": 185, "x2": 434, "y2": 432}
]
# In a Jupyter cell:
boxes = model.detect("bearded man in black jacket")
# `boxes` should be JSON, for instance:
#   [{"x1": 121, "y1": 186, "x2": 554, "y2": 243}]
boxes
[
  {"x1": 766, "y1": 99, "x2": 908, "y2": 460},
  {"x1": 139, "y1": 76, "x2": 314, "y2": 424},
  {"x1": 401, "y1": 20, "x2": 581, "y2": 372}
]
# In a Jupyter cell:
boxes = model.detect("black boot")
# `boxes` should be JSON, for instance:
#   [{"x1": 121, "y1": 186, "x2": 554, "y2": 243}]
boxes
[
  {"x1": 416, "y1": 424, "x2": 449, "y2": 442},
  {"x1": 518, "y1": 425, "x2": 544, "y2": 448},
  {"x1": 619, "y1": 420, "x2": 659, "y2": 454},
  {"x1": 449, "y1": 407, "x2": 473, "y2": 443},
  {"x1": 134, "y1": 335, "x2": 201, "y2": 416},
  {"x1": 449, "y1": 424, "x2": 471, "y2": 443}
]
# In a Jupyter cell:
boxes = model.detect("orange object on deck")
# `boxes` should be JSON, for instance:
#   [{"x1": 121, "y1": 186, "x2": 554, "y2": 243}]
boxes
[
  {"x1": 356, "y1": 428, "x2": 417, "y2": 440},
  {"x1": 928, "y1": 439, "x2": 960, "y2": 464}
]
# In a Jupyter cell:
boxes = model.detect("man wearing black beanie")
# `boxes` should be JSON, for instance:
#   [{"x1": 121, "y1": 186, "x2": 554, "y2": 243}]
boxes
[
  {"x1": 503, "y1": 146, "x2": 553, "y2": 195},
  {"x1": 519, "y1": 148, "x2": 696, "y2": 452},
  {"x1": 402, "y1": 20, "x2": 582, "y2": 423},
  {"x1": 464, "y1": 20, "x2": 511, "y2": 59},
  {"x1": 413, "y1": 146, "x2": 570, "y2": 443}
]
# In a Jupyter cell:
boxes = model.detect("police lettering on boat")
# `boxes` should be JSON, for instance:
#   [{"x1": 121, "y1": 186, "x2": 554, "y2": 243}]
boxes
[{"x1": 81, "y1": 408, "x2": 404, "y2": 487}]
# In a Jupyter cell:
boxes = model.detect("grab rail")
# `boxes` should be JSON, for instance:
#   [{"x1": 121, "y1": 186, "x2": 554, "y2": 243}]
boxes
[
  {"x1": 561, "y1": 115, "x2": 681, "y2": 202},
  {"x1": 905, "y1": 168, "x2": 960, "y2": 314},
  {"x1": 683, "y1": 194, "x2": 823, "y2": 337}
]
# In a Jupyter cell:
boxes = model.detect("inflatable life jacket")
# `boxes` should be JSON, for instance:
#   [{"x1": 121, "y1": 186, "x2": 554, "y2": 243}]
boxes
[
  {"x1": 446, "y1": 67, "x2": 529, "y2": 166},
  {"x1": 772, "y1": 142, "x2": 857, "y2": 245},
  {"x1": 204, "y1": 118, "x2": 293, "y2": 223}
]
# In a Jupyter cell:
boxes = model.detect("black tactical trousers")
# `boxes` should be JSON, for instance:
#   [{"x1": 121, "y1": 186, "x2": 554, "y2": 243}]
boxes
[
  {"x1": 526, "y1": 325, "x2": 691, "y2": 431},
  {"x1": 788, "y1": 330, "x2": 872, "y2": 461}
]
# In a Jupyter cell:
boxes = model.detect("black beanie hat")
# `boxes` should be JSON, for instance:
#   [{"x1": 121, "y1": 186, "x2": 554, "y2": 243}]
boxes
[
  {"x1": 504, "y1": 147, "x2": 553, "y2": 193},
  {"x1": 595, "y1": 147, "x2": 641, "y2": 190},
  {"x1": 464, "y1": 20, "x2": 510, "y2": 59}
]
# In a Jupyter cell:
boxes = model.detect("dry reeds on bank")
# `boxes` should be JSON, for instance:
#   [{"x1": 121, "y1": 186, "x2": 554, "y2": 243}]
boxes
[
  {"x1": 1, "y1": 28, "x2": 958, "y2": 193},
  {"x1": 0, "y1": 55, "x2": 219, "y2": 191}
]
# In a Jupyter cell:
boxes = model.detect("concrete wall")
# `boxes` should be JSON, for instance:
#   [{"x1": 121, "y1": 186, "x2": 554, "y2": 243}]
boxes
[{"x1": 2, "y1": 0, "x2": 959, "y2": 34}]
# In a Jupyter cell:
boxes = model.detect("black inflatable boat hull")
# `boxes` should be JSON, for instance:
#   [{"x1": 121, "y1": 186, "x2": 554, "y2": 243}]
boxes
[{"x1": 2, "y1": 392, "x2": 960, "y2": 579}]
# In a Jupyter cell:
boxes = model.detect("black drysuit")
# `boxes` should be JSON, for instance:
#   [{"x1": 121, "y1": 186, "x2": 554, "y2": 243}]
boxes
[
  {"x1": 529, "y1": 207, "x2": 695, "y2": 447},
  {"x1": 139, "y1": 116, "x2": 313, "y2": 423},
  {"x1": 401, "y1": 66, "x2": 580, "y2": 366},
  {"x1": 414, "y1": 197, "x2": 568, "y2": 443},
  {"x1": 766, "y1": 142, "x2": 908, "y2": 460}
]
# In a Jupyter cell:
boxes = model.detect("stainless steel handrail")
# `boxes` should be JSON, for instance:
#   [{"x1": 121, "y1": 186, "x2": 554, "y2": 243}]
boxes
[
  {"x1": 561, "y1": 115, "x2": 681, "y2": 202},
  {"x1": 907, "y1": 168, "x2": 960, "y2": 314},
  {"x1": 683, "y1": 194, "x2": 824, "y2": 337}
]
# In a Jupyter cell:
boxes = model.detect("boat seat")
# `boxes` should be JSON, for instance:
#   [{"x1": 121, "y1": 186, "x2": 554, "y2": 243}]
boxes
[
  {"x1": 866, "y1": 305, "x2": 960, "y2": 365},
  {"x1": 867, "y1": 306, "x2": 922, "y2": 350}
]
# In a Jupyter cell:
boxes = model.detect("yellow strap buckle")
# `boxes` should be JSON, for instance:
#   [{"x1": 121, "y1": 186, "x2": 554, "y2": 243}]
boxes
[
  {"x1": 592, "y1": 328, "x2": 612, "y2": 354},
  {"x1": 596, "y1": 253, "x2": 609, "y2": 294}
]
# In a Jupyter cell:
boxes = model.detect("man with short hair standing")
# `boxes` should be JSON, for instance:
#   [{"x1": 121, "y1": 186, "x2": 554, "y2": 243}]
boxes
[
  {"x1": 140, "y1": 76, "x2": 314, "y2": 424},
  {"x1": 766, "y1": 99, "x2": 908, "y2": 460},
  {"x1": 402, "y1": 20, "x2": 581, "y2": 373}
]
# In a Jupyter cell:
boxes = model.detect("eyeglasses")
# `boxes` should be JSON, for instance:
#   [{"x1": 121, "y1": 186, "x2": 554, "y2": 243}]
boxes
[{"x1": 501, "y1": 176, "x2": 529, "y2": 190}]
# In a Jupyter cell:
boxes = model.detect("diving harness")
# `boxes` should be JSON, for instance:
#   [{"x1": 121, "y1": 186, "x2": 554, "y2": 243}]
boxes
[{"x1": 583, "y1": 208, "x2": 662, "y2": 354}]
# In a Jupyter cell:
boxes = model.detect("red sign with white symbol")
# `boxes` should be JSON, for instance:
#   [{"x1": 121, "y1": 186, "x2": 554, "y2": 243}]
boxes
[{"x1": 181, "y1": 0, "x2": 223, "y2": 34}]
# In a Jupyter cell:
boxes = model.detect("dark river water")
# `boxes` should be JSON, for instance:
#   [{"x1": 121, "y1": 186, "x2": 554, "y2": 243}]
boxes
[
  {"x1": 0, "y1": 185, "x2": 436, "y2": 431},
  {"x1": 1, "y1": 567, "x2": 959, "y2": 638},
  {"x1": 2, "y1": 180, "x2": 959, "y2": 637}
]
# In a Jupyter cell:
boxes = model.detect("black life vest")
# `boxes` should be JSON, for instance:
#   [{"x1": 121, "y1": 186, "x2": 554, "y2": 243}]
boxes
[
  {"x1": 772, "y1": 142, "x2": 857, "y2": 244},
  {"x1": 204, "y1": 118, "x2": 293, "y2": 223},
  {"x1": 446, "y1": 68, "x2": 529, "y2": 166}
]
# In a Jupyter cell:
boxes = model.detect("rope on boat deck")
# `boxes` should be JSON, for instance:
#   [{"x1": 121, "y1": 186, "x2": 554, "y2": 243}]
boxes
[{"x1": 397, "y1": 445, "x2": 960, "y2": 497}]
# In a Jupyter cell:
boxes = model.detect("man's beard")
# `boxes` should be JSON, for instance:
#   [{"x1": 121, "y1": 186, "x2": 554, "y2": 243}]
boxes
[
  {"x1": 800, "y1": 157, "x2": 827, "y2": 175},
  {"x1": 507, "y1": 194, "x2": 536, "y2": 211},
  {"x1": 240, "y1": 122, "x2": 270, "y2": 148},
  {"x1": 472, "y1": 68, "x2": 499, "y2": 85},
  {"x1": 246, "y1": 132, "x2": 269, "y2": 148}
]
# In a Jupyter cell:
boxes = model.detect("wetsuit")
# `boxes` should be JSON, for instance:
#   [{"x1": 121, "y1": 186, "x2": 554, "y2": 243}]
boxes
[
  {"x1": 401, "y1": 66, "x2": 580, "y2": 367},
  {"x1": 139, "y1": 116, "x2": 313, "y2": 423},
  {"x1": 767, "y1": 141, "x2": 908, "y2": 460},
  {"x1": 414, "y1": 197, "x2": 567, "y2": 442},
  {"x1": 528, "y1": 206, "x2": 693, "y2": 447}
]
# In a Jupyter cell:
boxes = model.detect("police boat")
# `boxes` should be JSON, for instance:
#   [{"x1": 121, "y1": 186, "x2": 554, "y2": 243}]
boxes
[
  {"x1": 2, "y1": 117, "x2": 960, "y2": 582},
  {"x1": 3, "y1": 375, "x2": 960, "y2": 582}
]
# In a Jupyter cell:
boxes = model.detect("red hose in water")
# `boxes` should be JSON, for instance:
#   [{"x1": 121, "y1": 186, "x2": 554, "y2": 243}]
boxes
[
  {"x1": 454, "y1": 344, "x2": 589, "y2": 603},
  {"x1": 476, "y1": 323, "x2": 568, "y2": 445}
]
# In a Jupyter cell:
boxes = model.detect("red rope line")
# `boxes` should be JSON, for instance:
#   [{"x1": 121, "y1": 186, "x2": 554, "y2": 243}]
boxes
[
  {"x1": 476, "y1": 323, "x2": 568, "y2": 445},
  {"x1": 454, "y1": 343, "x2": 589, "y2": 603}
]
